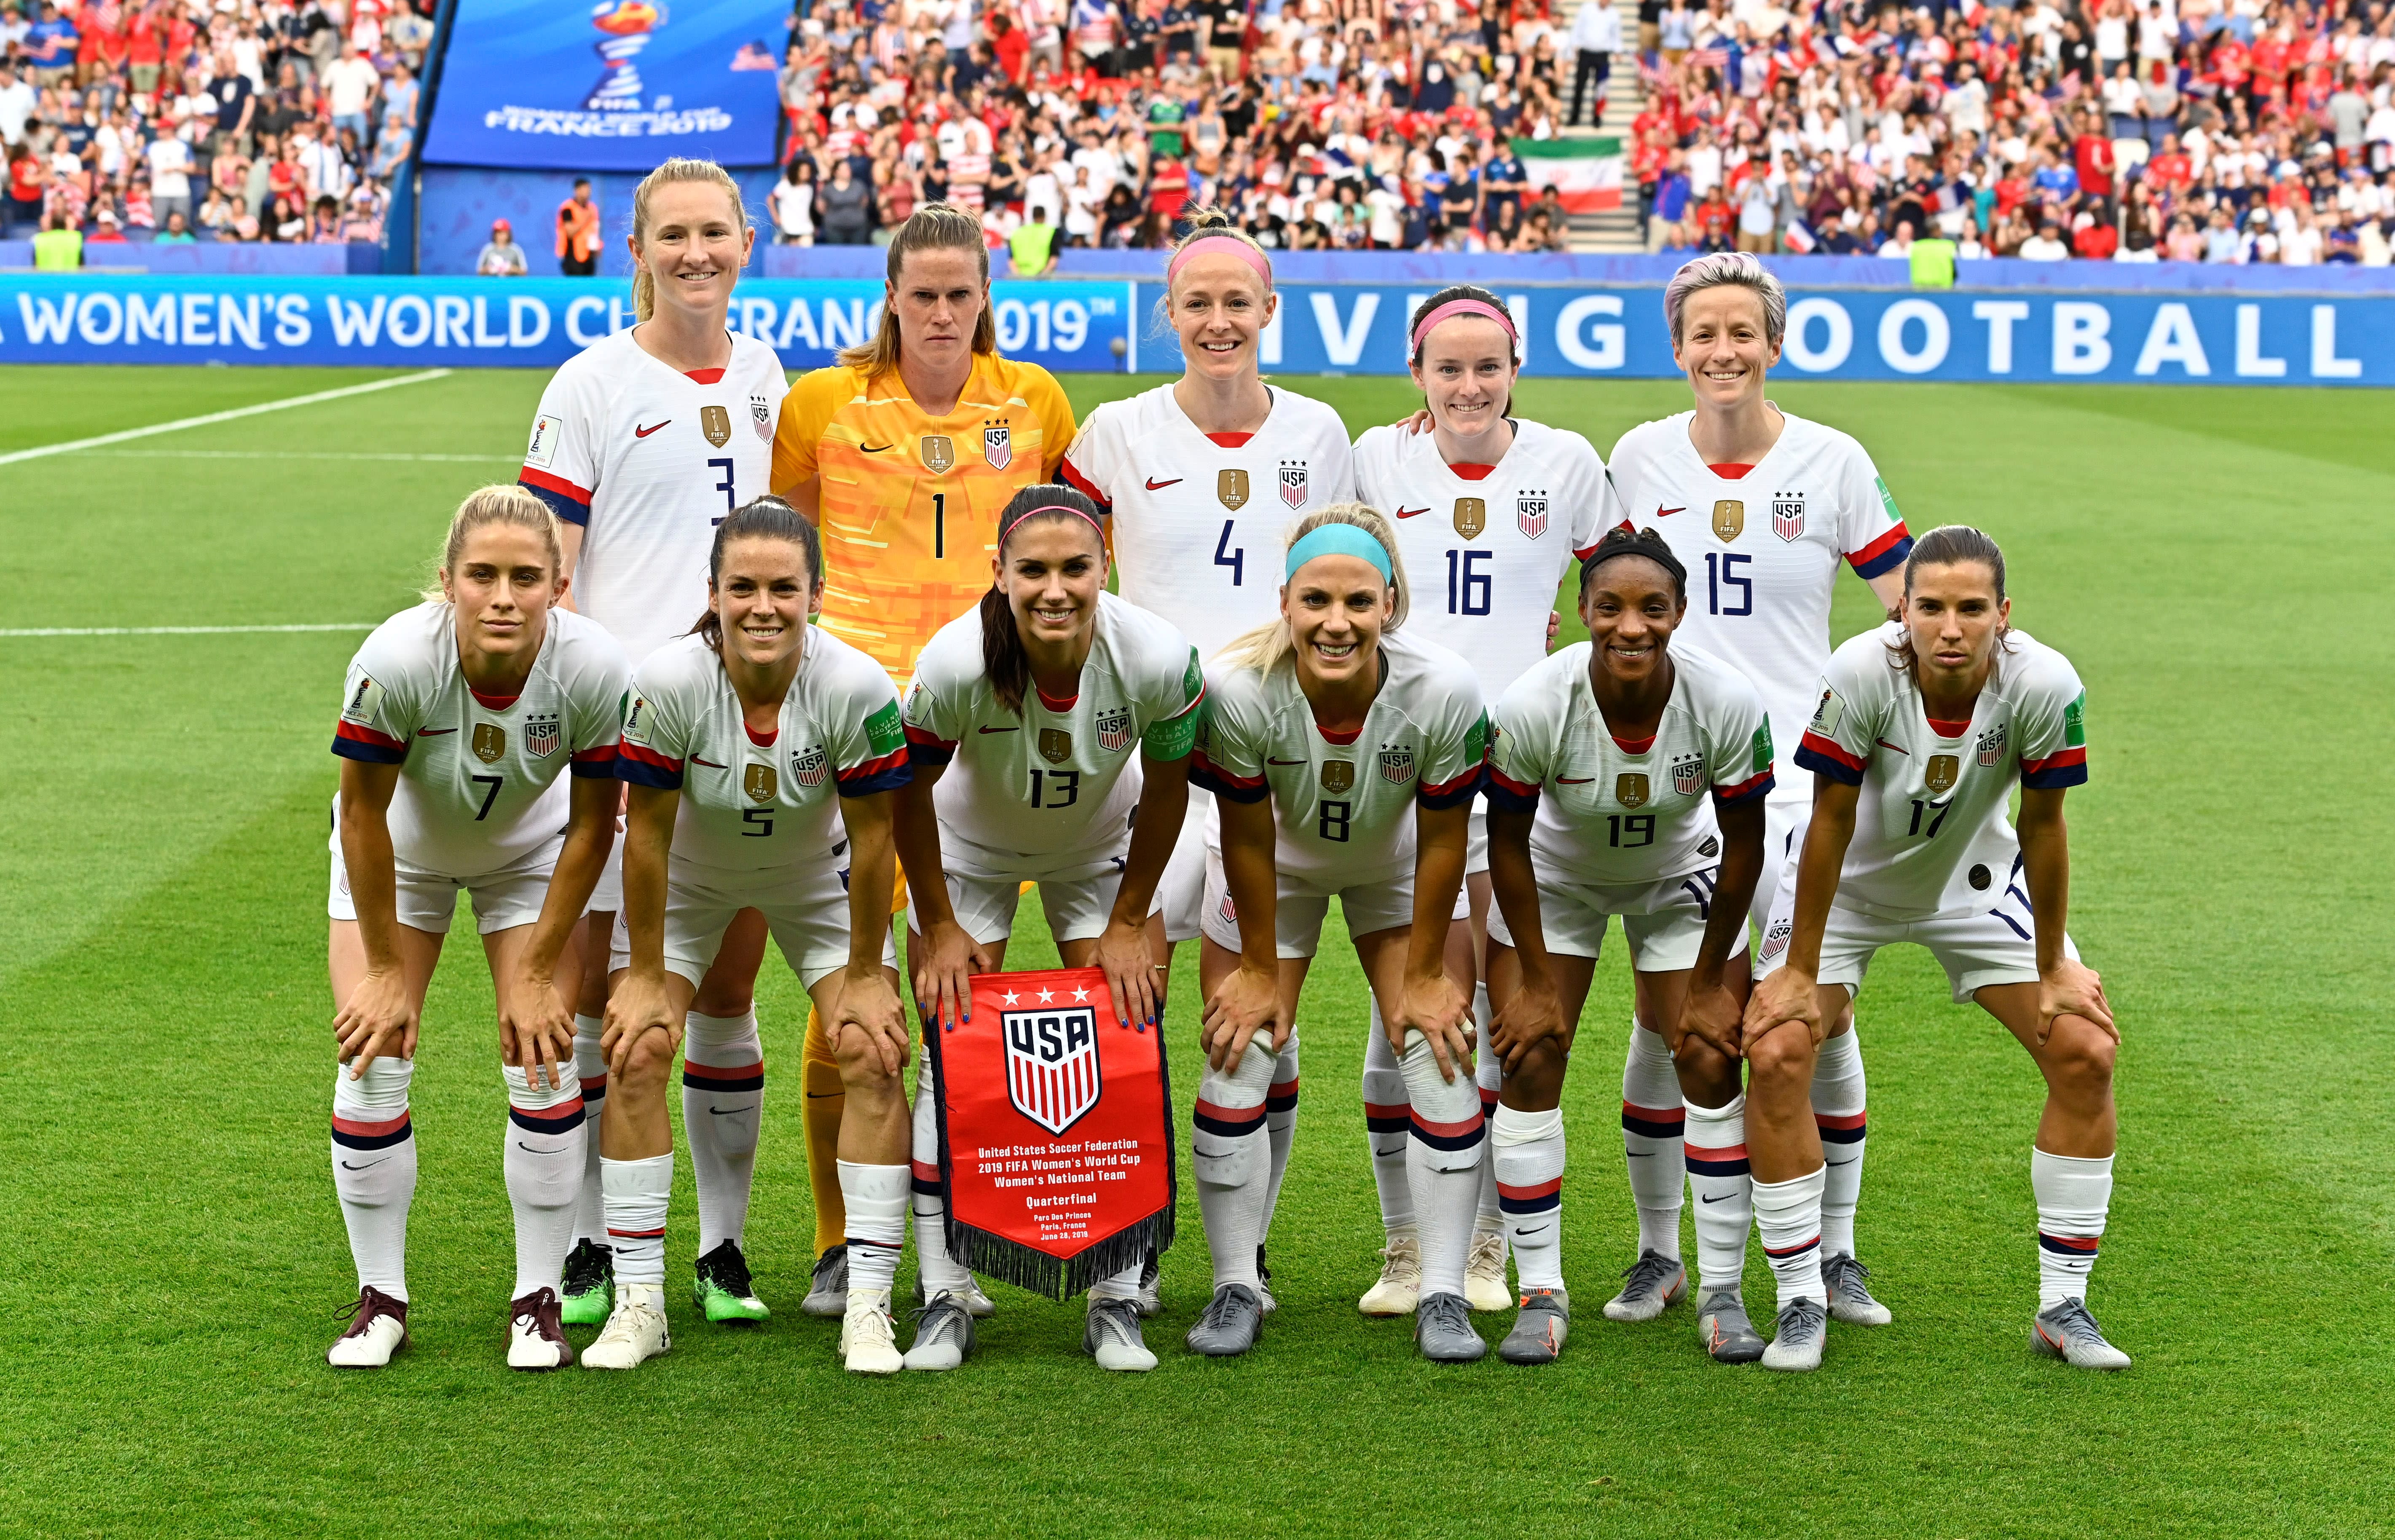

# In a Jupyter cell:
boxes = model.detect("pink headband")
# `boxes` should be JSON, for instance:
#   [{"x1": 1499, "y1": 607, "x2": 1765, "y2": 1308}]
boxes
[
  {"x1": 1004, "y1": 503, "x2": 1107, "y2": 546},
  {"x1": 1167, "y1": 232, "x2": 1274, "y2": 289},
  {"x1": 1410, "y1": 298, "x2": 1519, "y2": 359}
]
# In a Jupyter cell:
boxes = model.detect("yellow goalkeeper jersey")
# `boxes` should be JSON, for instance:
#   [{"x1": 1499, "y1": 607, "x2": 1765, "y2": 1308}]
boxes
[{"x1": 773, "y1": 354, "x2": 1076, "y2": 686}]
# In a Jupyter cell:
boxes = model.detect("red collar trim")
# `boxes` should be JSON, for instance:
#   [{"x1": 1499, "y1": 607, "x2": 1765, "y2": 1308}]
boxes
[
  {"x1": 1707, "y1": 462, "x2": 1755, "y2": 479},
  {"x1": 686, "y1": 367, "x2": 727, "y2": 384},
  {"x1": 1206, "y1": 431, "x2": 1254, "y2": 448},
  {"x1": 1447, "y1": 461, "x2": 1497, "y2": 482},
  {"x1": 1035, "y1": 686, "x2": 1079, "y2": 712},
  {"x1": 1611, "y1": 732, "x2": 1656, "y2": 755},
  {"x1": 1926, "y1": 716, "x2": 1971, "y2": 738},
  {"x1": 744, "y1": 722, "x2": 779, "y2": 746},
  {"x1": 468, "y1": 686, "x2": 520, "y2": 710},
  {"x1": 1315, "y1": 722, "x2": 1363, "y2": 746}
]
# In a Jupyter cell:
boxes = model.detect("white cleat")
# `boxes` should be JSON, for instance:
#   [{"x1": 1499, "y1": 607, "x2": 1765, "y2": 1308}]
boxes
[
  {"x1": 1084, "y1": 1297, "x2": 1158, "y2": 1372},
  {"x1": 1464, "y1": 1229, "x2": 1512, "y2": 1312},
  {"x1": 1761, "y1": 1298, "x2": 1828, "y2": 1373},
  {"x1": 841, "y1": 1287, "x2": 904, "y2": 1375},
  {"x1": 913, "y1": 1274, "x2": 997, "y2": 1319},
  {"x1": 1358, "y1": 1234, "x2": 1422, "y2": 1316},
  {"x1": 326, "y1": 1287, "x2": 408, "y2": 1369},
  {"x1": 1823, "y1": 1253, "x2": 1893, "y2": 1326},
  {"x1": 505, "y1": 1287, "x2": 574, "y2": 1371},
  {"x1": 2033, "y1": 1299, "x2": 2132, "y2": 1371},
  {"x1": 581, "y1": 1285, "x2": 671, "y2": 1370}
]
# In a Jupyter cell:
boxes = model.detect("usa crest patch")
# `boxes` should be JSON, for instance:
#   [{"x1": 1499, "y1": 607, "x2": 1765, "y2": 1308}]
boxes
[
  {"x1": 1379, "y1": 745, "x2": 1416, "y2": 784},
  {"x1": 984, "y1": 420, "x2": 1013, "y2": 470},
  {"x1": 1671, "y1": 753, "x2": 1704, "y2": 796},
  {"x1": 1773, "y1": 496, "x2": 1805, "y2": 542},
  {"x1": 1003, "y1": 1004, "x2": 1102, "y2": 1137},
  {"x1": 1278, "y1": 459, "x2": 1308, "y2": 509},
  {"x1": 1095, "y1": 707, "x2": 1132, "y2": 753},
  {"x1": 1976, "y1": 723, "x2": 2006, "y2": 767},
  {"x1": 751, "y1": 394, "x2": 774, "y2": 442},
  {"x1": 791, "y1": 744, "x2": 828, "y2": 787},
  {"x1": 1517, "y1": 491, "x2": 1548, "y2": 540},
  {"x1": 524, "y1": 713, "x2": 561, "y2": 758}
]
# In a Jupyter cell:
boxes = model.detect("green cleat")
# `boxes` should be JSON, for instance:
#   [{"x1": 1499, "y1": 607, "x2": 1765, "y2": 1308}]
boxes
[
  {"x1": 693, "y1": 1240, "x2": 771, "y2": 1323},
  {"x1": 560, "y1": 1239, "x2": 614, "y2": 1328}
]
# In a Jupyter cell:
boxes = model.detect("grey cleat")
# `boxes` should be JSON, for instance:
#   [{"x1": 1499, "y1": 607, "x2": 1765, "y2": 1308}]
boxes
[
  {"x1": 1601, "y1": 1249, "x2": 1689, "y2": 1323},
  {"x1": 1823, "y1": 1253, "x2": 1892, "y2": 1326},
  {"x1": 1084, "y1": 1296, "x2": 1158, "y2": 1371},
  {"x1": 901, "y1": 1291, "x2": 977, "y2": 1371},
  {"x1": 1762, "y1": 1297, "x2": 1829, "y2": 1372},
  {"x1": 1498, "y1": 1287, "x2": 1571, "y2": 1365},
  {"x1": 1185, "y1": 1283, "x2": 1265, "y2": 1356},
  {"x1": 1134, "y1": 1245, "x2": 1162, "y2": 1318},
  {"x1": 1698, "y1": 1291, "x2": 1767, "y2": 1364},
  {"x1": 911, "y1": 1274, "x2": 996, "y2": 1318},
  {"x1": 1415, "y1": 1291, "x2": 1488, "y2": 1363},
  {"x1": 2032, "y1": 1299, "x2": 2132, "y2": 1371},
  {"x1": 800, "y1": 1245, "x2": 847, "y2": 1318}
]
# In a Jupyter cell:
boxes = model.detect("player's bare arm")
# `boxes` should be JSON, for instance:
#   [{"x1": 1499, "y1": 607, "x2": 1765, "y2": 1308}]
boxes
[
  {"x1": 1095, "y1": 746, "x2": 1189, "y2": 1031},
  {"x1": 1484, "y1": 802, "x2": 1566, "y2": 1074},
  {"x1": 1678, "y1": 791, "x2": 1767, "y2": 1060},
  {"x1": 830, "y1": 786, "x2": 910, "y2": 1075},
  {"x1": 332, "y1": 758, "x2": 419, "y2": 1078},
  {"x1": 1389, "y1": 799, "x2": 1473, "y2": 1082},
  {"x1": 603, "y1": 782, "x2": 684, "y2": 1075},
  {"x1": 1747, "y1": 774, "x2": 1856, "y2": 1049},
  {"x1": 501, "y1": 772, "x2": 617, "y2": 1088},
  {"x1": 1201, "y1": 790, "x2": 1285, "y2": 1073},
  {"x1": 2018, "y1": 785, "x2": 2112, "y2": 1045},
  {"x1": 892, "y1": 758, "x2": 987, "y2": 1031}
]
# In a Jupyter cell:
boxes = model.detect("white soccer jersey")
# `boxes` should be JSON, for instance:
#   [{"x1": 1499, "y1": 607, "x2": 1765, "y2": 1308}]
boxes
[
  {"x1": 1794, "y1": 623, "x2": 2089, "y2": 922},
  {"x1": 1193, "y1": 629, "x2": 1487, "y2": 885},
  {"x1": 1606, "y1": 410, "x2": 1911, "y2": 774},
  {"x1": 1060, "y1": 382, "x2": 1356, "y2": 660},
  {"x1": 1353, "y1": 419, "x2": 1610, "y2": 703},
  {"x1": 901, "y1": 592, "x2": 1206, "y2": 876},
  {"x1": 332, "y1": 604, "x2": 630, "y2": 877},
  {"x1": 1486, "y1": 641, "x2": 1775, "y2": 886},
  {"x1": 518, "y1": 328, "x2": 788, "y2": 667},
  {"x1": 615, "y1": 629, "x2": 909, "y2": 875}
]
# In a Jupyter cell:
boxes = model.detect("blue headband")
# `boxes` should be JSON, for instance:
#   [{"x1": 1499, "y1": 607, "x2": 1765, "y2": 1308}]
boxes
[{"x1": 1285, "y1": 523, "x2": 1395, "y2": 585}]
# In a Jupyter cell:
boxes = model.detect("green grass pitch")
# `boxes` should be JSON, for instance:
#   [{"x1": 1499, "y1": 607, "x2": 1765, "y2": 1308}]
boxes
[{"x1": 2, "y1": 364, "x2": 2390, "y2": 1539}]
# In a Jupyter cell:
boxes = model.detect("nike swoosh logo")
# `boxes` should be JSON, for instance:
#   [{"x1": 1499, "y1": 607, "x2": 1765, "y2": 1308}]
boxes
[
  {"x1": 707, "y1": 1104, "x2": 758, "y2": 1117},
  {"x1": 690, "y1": 755, "x2": 727, "y2": 768},
  {"x1": 1145, "y1": 477, "x2": 1184, "y2": 490},
  {"x1": 804, "y1": 1091, "x2": 844, "y2": 1099},
  {"x1": 339, "y1": 1158, "x2": 392, "y2": 1171},
  {"x1": 515, "y1": 1142, "x2": 568, "y2": 1154},
  {"x1": 1626, "y1": 1150, "x2": 1653, "y2": 1158},
  {"x1": 1701, "y1": 1192, "x2": 1734, "y2": 1203},
  {"x1": 860, "y1": 442, "x2": 894, "y2": 453},
  {"x1": 1655, "y1": 505, "x2": 1685, "y2": 517},
  {"x1": 978, "y1": 725, "x2": 1019, "y2": 734},
  {"x1": 1266, "y1": 757, "x2": 1306, "y2": 766},
  {"x1": 635, "y1": 420, "x2": 670, "y2": 438},
  {"x1": 1396, "y1": 506, "x2": 1429, "y2": 519},
  {"x1": 1825, "y1": 1157, "x2": 1859, "y2": 1167},
  {"x1": 417, "y1": 727, "x2": 456, "y2": 737},
  {"x1": 1558, "y1": 776, "x2": 1593, "y2": 784}
]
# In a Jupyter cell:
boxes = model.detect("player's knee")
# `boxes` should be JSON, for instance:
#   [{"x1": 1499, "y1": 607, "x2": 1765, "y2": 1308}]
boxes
[
  {"x1": 1745, "y1": 1023, "x2": 1815, "y2": 1092},
  {"x1": 834, "y1": 1034, "x2": 904, "y2": 1095},
  {"x1": 1672, "y1": 1032, "x2": 1738, "y2": 1096},
  {"x1": 1504, "y1": 1039, "x2": 1566, "y2": 1104},
  {"x1": 2044, "y1": 1019, "x2": 2116, "y2": 1100},
  {"x1": 621, "y1": 1027, "x2": 678, "y2": 1088}
]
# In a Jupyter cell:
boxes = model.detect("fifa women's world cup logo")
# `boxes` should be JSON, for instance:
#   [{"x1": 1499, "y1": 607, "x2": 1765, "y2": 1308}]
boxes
[{"x1": 586, "y1": 0, "x2": 667, "y2": 114}]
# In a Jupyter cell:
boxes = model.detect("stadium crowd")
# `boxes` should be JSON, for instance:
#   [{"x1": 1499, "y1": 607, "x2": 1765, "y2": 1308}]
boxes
[{"x1": 0, "y1": 0, "x2": 428, "y2": 253}]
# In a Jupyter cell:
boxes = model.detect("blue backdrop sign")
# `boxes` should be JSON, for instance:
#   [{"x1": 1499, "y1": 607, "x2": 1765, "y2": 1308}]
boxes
[
  {"x1": 0, "y1": 276, "x2": 1132, "y2": 374},
  {"x1": 420, "y1": 0, "x2": 790, "y2": 171}
]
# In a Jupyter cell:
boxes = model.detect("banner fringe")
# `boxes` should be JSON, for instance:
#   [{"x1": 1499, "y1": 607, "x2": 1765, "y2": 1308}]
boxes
[{"x1": 943, "y1": 1205, "x2": 1176, "y2": 1302}]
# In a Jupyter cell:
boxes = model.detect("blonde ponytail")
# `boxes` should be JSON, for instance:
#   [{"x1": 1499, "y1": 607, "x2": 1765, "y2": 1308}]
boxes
[
  {"x1": 1216, "y1": 502, "x2": 1412, "y2": 676},
  {"x1": 424, "y1": 485, "x2": 564, "y2": 602},
  {"x1": 629, "y1": 157, "x2": 749, "y2": 322}
]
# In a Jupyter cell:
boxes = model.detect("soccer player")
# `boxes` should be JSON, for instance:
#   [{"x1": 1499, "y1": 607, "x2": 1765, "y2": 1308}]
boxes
[
  {"x1": 324, "y1": 487, "x2": 629, "y2": 1371},
  {"x1": 1352, "y1": 285, "x2": 1608, "y2": 1319},
  {"x1": 1480, "y1": 528, "x2": 1775, "y2": 1366},
  {"x1": 892, "y1": 486, "x2": 1205, "y2": 1374},
  {"x1": 517, "y1": 156, "x2": 790, "y2": 1331},
  {"x1": 598, "y1": 499, "x2": 913, "y2": 1373},
  {"x1": 1601, "y1": 252, "x2": 1912, "y2": 1333},
  {"x1": 1749, "y1": 525, "x2": 2125, "y2": 1371},
  {"x1": 1059, "y1": 213, "x2": 1355, "y2": 1312},
  {"x1": 771, "y1": 202, "x2": 1078, "y2": 1314},
  {"x1": 1189, "y1": 506, "x2": 1487, "y2": 1362}
]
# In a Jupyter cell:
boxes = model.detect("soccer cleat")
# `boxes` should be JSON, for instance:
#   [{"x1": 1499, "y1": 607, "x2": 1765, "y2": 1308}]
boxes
[
  {"x1": 1357, "y1": 1234, "x2": 1421, "y2": 1316},
  {"x1": 582, "y1": 1285, "x2": 670, "y2": 1370},
  {"x1": 911, "y1": 1273, "x2": 996, "y2": 1318},
  {"x1": 1762, "y1": 1298, "x2": 1829, "y2": 1372},
  {"x1": 800, "y1": 1244, "x2": 847, "y2": 1318},
  {"x1": 1602, "y1": 1249, "x2": 1690, "y2": 1323},
  {"x1": 840, "y1": 1287, "x2": 904, "y2": 1376},
  {"x1": 1823, "y1": 1253, "x2": 1893, "y2": 1326},
  {"x1": 1498, "y1": 1288, "x2": 1571, "y2": 1365},
  {"x1": 1698, "y1": 1291, "x2": 1767, "y2": 1364},
  {"x1": 1084, "y1": 1296, "x2": 1158, "y2": 1372},
  {"x1": 559, "y1": 1239, "x2": 614, "y2": 1327},
  {"x1": 1133, "y1": 1244, "x2": 1162, "y2": 1318},
  {"x1": 2032, "y1": 1299, "x2": 2132, "y2": 1371},
  {"x1": 1185, "y1": 1283, "x2": 1264, "y2": 1357},
  {"x1": 692, "y1": 1240, "x2": 770, "y2": 1323},
  {"x1": 506, "y1": 1287, "x2": 575, "y2": 1371},
  {"x1": 1464, "y1": 1229, "x2": 1512, "y2": 1312},
  {"x1": 326, "y1": 1287, "x2": 408, "y2": 1369},
  {"x1": 1414, "y1": 1291, "x2": 1488, "y2": 1363},
  {"x1": 1256, "y1": 1245, "x2": 1278, "y2": 1317},
  {"x1": 901, "y1": 1291, "x2": 977, "y2": 1371}
]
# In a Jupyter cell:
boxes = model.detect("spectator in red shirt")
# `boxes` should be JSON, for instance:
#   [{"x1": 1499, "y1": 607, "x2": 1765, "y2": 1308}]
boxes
[
  {"x1": 2072, "y1": 111, "x2": 2117, "y2": 209},
  {"x1": 1148, "y1": 152, "x2": 1189, "y2": 220},
  {"x1": 2145, "y1": 134, "x2": 2193, "y2": 197},
  {"x1": 2072, "y1": 197, "x2": 2119, "y2": 260}
]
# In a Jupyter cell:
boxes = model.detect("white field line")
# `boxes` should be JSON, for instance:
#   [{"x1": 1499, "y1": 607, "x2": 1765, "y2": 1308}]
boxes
[
  {"x1": 0, "y1": 624, "x2": 377, "y2": 637},
  {"x1": 0, "y1": 369, "x2": 454, "y2": 467},
  {"x1": 70, "y1": 450, "x2": 512, "y2": 462}
]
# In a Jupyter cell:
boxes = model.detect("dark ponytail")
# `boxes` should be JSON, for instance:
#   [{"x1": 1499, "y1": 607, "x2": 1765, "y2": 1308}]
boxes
[
  {"x1": 980, "y1": 484, "x2": 1108, "y2": 716},
  {"x1": 1885, "y1": 523, "x2": 2012, "y2": 676},
  {"x1": 691, "y1": 496, "x2": 825, "y2": 652},
  {"x1": 1578, "y1": 522, "x2": 1687, "y2": 602}
]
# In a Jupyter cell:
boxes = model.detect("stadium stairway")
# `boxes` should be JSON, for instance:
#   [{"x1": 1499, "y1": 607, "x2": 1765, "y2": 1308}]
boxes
[{"x1": 1559, "y1": 0, "x2": 1647, "y2": 254}]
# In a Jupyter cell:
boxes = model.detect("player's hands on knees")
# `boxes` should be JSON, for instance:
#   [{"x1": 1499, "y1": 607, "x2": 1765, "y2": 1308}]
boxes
[
  {"x1": 913, "y1": 918, "x2": 990, "y2": 1034},
  {"x1": 1093, "y1": 916, "x2": 1162, "y2": 1032},
  {"x1": 335, "y1": 968, "x2": 420, "y2": 1080},
  {"x1": 499, "y1": 972, "x2": 577, "y2": 1093},
  {"x1": 2037, "y1": 959, "x2": 2114, "y2": 1047},
  {"x1": 1200, "y1": 962, "x2": 1282, "y2": 1074},
  {"x1": 1394, "y1": 971, "x2": 1473, "y2": 1083},
  {"x1": 1743, "y1": 965, "x2": 1822, "y2": 1053},
  {"x1": 833, "y1": 965, "x2": 912, "y2": 1077},
  {"x1": 1678, "y1": 978, "x2": 1744, "y2": 1061},
  {"x1": 1491, "y1": 978, "x2": 1566, "y2": 1076},
  {"x1": 601, "y1": 973, "x2": 679, "y2": 1077}
]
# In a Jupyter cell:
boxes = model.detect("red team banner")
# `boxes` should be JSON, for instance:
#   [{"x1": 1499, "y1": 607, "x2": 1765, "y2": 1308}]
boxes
[{"x1": 924, "y1": 967, "x2": 1176, "y2": 1300}]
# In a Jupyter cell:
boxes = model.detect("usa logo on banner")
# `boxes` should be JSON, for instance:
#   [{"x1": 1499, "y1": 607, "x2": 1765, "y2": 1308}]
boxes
[{"x1": 1006, "y1": 1004, "x2": 1102, "y2": 1135}]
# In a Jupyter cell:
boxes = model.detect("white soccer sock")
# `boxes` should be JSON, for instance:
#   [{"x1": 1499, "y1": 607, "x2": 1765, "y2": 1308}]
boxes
[
  {"x1": 570, "y1": 1013, "x2": 608, "y2": 1249},
  {"x1": 1259, "y1": 1026, "x2": 1301, "y2": 1243},
  {"x1": 1193, "y1": 1037, "x2": 1277, "y2": 1291},
  {"x1": 330, "y1": 1058, "x2": 416, "y2": 1301},
  {"x1": 502, "y1": 1063, "x2": 585, "y2": 1297},
  {"x1": 837, "y1": 1160, "x2": 909, "y2": 1297},
  {"x1": 1361, "y1": 1005, "x2": 1416, "y2": 1241},
  {"x1": 1621, "y1": 1018, "x2": 1686, "y2": 1261},
  {"x1": 1683, "y1": 1094, "x2": 1754, "y2": 1297},
  {"x1": 1812, "y1": 1028, "x2": 1868, "y2": 1258},
  {"x1": 1472, "y1": 985, "x2": 1503, "y2": 1239},
  {"x1": 601, "y1": 1152, "x2": 673, "y2": 1291},
  {"x1": 909, "y1": 1056, "x2": 974, "y2": 1294},
  {"x1": 1752, "y1": 1165, "x2": 1827, "y2": 1313},
  {"x1": 1400, "y1": 1031, "x2": 1485, "y2": 1301},
  {"x1": 681, "y1": 1009, "x2": 764, "y2": 1256},
  {"x1": 1089, "y1": 1259, "x2": 1146, "y2": 1303},
  {"x1": 2032, "y1": 1148, "x2": 2114, "y2": 1310},
  {"x1": 1492, "y1": 1103, "x2": 1566, "y2": 1291}
]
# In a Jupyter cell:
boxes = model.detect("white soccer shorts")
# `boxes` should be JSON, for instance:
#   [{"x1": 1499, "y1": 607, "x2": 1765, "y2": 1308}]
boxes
[
  {"x1": 1484, "y1": 866, "x2": 1716, "y2": 972},
  {"x1": 1157, "y1": 790, "x2": 1211, "y2": 944},
  {"x1": 587, "y1": 838, "x2": 623, "y2": 915},
  {"x1": 1466, "y1": 803, "x2": 1491, "y2": 878},
  {"x1": 1197, "y1": 846, "x2": 1470, "y2": 959},
  {"x1": 1755, "y1": 850, "x2": 2079, "y2": 1003},
  {"x1": 611, "y1": 859, "x2": 895, "y2": 990},
  {"x1": 1746, "y1": 783, "x2": 1807, "y2": 937},
  {"x1": 327, "y1": 828, "x2": 560, "y2": 936},
  {"x1": 903, "y1": 855, "x2": 1161, "y2": 948}
]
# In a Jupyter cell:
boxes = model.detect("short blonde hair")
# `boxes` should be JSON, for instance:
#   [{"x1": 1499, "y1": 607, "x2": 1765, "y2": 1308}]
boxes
[{"x1": 1216, "y1": 502, "x2": 1411, "y2": 675}]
